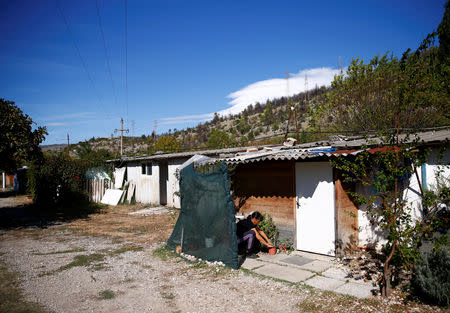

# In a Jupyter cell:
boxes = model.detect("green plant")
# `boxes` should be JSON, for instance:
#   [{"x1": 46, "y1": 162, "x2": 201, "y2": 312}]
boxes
[
  {"x1": 411, "y1": 249, "x2": 450, "y2": 306},
  {"x1": 28, "y1": 152, "x2": 89, "y2": 208},
  {"x1": 258, "y1": 213, "x2": 279, "y2": 244},
  {"x1": 98, "y1": 289, "x2": 115, "y2": 300},
  {"x1": 278, "y1": 238, "x2": 294, "y2": 252}
]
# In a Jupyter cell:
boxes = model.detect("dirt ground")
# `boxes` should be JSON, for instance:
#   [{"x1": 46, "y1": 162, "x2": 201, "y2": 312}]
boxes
[{"x1": 0, "y1": 200, "x2": 446, "y2": 313}]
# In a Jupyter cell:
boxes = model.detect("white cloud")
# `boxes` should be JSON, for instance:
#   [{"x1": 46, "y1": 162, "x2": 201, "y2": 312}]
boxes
[
  {"x1": 159, "y1": 113, "x2": 214, "y2": 125},
  {"x1": 151, "y1": 67, "x2": 340, "y2": 132},
  {"x1": 219, "y1": 67, "x2": 341, "y2": 116}
]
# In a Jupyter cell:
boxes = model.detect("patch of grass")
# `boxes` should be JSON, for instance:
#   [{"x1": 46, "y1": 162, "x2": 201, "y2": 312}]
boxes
[
  {"x1": 98, "y1": 289, "x2": 115, "y2": 300},
  {"x1": 0, "y1": 259, "x2": 52, "y2": 313},
  {"x1": 296, "y1": 301, "x2": 321, "y2": 312},
  {"x1": 60, "y1": 253, "x2": 105, "y2": 271},
  {"x1": 90, "y1": 263, "x2": 107, "y2": 271},
  {"x1": 33, "y1": 248, "x2": 86, "y2": 255},
  {"x1": 108, "y1": 244, "x2": 143, "y2": 256},
  {"x1": 40, "y1": 253, "x2": 106, "y2": 276},
  {"x1": 152, "y1": 246, "x2": 176, "y2": 261}
]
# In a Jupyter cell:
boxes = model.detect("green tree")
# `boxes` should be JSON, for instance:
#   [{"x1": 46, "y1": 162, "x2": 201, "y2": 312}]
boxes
[
  {"x1": 152, "y1": 134, "x2": 181, "y2": 153},
  {"x1": 28, "y1": 152, "x2": 88, "y2": 207},
  {"x1": 321, "y1": 49, "x2": 448, "y2": 135},
  {"x1": 328, "y1": 8, "x2": 450, "y2": 295},
  {"x1": 207, "y1": 129, "x2": 234, "y2": 149},
  {"x1": 74, "y1": 141, "x2": 115, "y2": 167},
  {"x1": 0, "y1": 99, "x2": 47, "y2": 171},
  {"x1": 262, "y1": 101, "x2": 274, "y2": 125},
  {"x1": 332, "y1": 145, "x2": 449, "y2": 297}
]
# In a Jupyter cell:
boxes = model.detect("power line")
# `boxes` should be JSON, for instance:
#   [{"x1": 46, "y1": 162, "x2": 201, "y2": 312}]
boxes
[
  {"x1": 124, "y1": 0, "x2": 129, "y2": 125},
  {"x1": 95, "y1": 0, "x2": 118, "y2": 108},
  {"x1": 55, "y1": 0, "x2": 107, "y2": 116}
]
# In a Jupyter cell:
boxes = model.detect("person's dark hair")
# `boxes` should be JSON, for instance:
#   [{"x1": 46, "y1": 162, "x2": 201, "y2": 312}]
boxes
[{"x1": 250, "y1": 211, "x2": 263, "y2": 222}]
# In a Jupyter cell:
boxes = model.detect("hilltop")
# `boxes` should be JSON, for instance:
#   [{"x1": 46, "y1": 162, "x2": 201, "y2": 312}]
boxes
[{"x1": 42, "y1": 87, "x2": 329, "y2": 158}]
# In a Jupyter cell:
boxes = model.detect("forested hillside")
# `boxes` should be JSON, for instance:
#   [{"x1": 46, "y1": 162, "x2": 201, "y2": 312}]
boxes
[{"x1": 43, "y1": 2, "x2": 450, "y2": 159}]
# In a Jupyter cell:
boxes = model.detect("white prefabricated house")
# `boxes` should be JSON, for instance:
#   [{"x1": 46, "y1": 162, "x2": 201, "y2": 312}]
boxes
[
  {"x1": 107, "y1": 147, "x2": 256, "y2": 208},
  {"x1": 104, "y1": 129, "x2": 449, "y2": 256}
]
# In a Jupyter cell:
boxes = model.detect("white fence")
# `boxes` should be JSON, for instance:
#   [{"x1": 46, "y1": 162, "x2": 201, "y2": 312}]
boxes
[{"x1": 86, "y1": 179, "x2": 112, "y2": 203}]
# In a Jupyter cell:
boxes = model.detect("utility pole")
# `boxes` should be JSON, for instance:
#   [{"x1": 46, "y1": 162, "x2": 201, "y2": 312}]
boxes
[
  {"x1": 67, "y1": 133, "x2": 70, "y2": 156},
  {"x1": 114, "y1": 118, "x2": 129, "y2": 156}
]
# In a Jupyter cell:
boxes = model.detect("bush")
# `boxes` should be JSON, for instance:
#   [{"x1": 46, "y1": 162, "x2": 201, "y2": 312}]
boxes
[
  {"x1": 258, "y1": 213, "x2": 279, "y2": 244},
  {"x1": 411, "y1": 249, "x2": 450, "y2": 306},
  {"x1": 28, "y1": 153, "x2": 88, "y2": 208}
]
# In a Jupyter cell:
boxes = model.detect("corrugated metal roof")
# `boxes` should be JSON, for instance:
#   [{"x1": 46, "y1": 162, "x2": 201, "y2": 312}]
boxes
[
  {"x1": 222, "y1": 148, "x2": 362, "y2": 164},
  {"x1": 107, "y1": 128, "x2": 449, "y2": 164},
  {"x1": 106, "y1": 145, "x2": 281, "y2": 163}
]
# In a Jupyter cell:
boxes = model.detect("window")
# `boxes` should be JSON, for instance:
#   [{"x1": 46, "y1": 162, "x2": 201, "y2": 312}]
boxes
[{"x1": 141, "y1": 163, "x2": 152, "y2": 175}]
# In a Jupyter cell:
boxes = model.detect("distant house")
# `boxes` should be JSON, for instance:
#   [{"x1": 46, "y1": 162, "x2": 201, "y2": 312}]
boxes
[
  {"x1": 106, "y1": 147, "x2": 258, "y2": 208},
  {"x1": 106, "y1": 129, "x2": 450, "y2": 256}
]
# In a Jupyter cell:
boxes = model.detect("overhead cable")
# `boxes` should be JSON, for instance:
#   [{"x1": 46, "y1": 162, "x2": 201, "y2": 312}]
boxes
[{"x1": 95, "y1": 0, "x2": 118, "y2": 108}]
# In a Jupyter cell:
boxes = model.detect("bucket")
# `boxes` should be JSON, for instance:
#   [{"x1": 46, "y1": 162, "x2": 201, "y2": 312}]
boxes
[{"x1": 268, "y1": 247, "x2": 277, "y2": 255}]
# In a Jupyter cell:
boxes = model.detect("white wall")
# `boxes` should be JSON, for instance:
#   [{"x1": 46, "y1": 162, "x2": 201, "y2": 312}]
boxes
[
  {"x1": 357, "y1": 184, "x2": 387, "y2": 250},
  {"x1": 167, "y1": 159, "x2": 185, "y2": 208},
  {"x1": 358, "y1": 147, "x2": 450, "y2": 250},
  {"x1": 126, "y1": 162, "x2": 140, "y2": 183},
  {"x1": 134, "y1": 162, "x2": 160, "y2": 204},
  {"x1": 121, "y1": 159, "x2": 186, "y2": 207}
]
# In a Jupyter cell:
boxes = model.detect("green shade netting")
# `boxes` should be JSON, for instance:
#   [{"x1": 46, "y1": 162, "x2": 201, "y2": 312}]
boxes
[{"x1": 167, "y1": 162, "x2": 238, "y2": 269}]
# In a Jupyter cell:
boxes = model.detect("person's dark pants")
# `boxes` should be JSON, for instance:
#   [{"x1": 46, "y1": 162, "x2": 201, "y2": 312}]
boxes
[{"x1": 237, "y1": 230, "x2": 256, "y2": 253}]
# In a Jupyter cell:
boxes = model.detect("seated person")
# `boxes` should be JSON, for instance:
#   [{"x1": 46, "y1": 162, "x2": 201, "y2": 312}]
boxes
[{"x1": 236, "y1": 211, "x2": 273, "y2": 255}]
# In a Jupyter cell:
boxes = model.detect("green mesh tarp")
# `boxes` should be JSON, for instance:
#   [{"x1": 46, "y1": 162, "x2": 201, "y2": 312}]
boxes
[{"x1": 167, "y1": 162, "x2": 238, "y2": 269}]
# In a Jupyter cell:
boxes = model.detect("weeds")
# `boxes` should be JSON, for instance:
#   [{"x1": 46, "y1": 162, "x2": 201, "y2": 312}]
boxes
[
  {"x1": 152, "y1": 246, "x2": 176, "y2": 261},
  {"x1": 107, "y1": 244, "x2": 143, "y2": 256},
  {"x1": 296, "y1": 301, "x2": 321, "y2": 312},
  {"x1": 61, "y1": 253, "x2": 105, "y2": 270},
  {"x1": 98, "y1": 289, "x2": 115, "y2": 300},
  {"x1": 0, "y1": 259, "x2": 51, "y2": 313}
]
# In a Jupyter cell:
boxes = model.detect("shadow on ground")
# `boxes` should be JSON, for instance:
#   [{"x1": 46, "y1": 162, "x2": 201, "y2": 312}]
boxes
[{"x1": 0, "y1": 197, "x2": 103, "y2": 230}]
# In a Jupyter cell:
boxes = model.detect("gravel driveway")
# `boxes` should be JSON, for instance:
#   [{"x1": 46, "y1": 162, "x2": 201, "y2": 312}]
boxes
[{"x1": 0, "y1": 202, "x2": 444, "y2": 313}]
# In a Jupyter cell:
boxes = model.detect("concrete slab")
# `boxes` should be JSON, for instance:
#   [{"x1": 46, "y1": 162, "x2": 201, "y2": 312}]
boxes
[
  {"x1": 253, "y1": 263, "x2": 314, "y2": 283},
  {"x1": 305, "y1": 276, "x2": 345, "y2": 291},
  {"x1": 334, "y1": 282, "x2": 375, "y2": 299},
  {"x1": 257, "y1": 253, "x2": 287, "y2": 263},
  {"x1": 280, "y1": 255, "x2": 314, "y2": 267},
  {"x1": 129, "y1": 207, "x2": 169, "y2": 216},
  {"x1": 291, "y1": 250, "x2": 334, "y2": 262},
  {"x1": 240, "y1": 258, "x2": 265, "y2": 270},
  {"x1": 322, "y1": 267, "x2": 349, "y2": 281},
  {"x1": 298, "y1": 260, "x2": 331, "y2": 273}
]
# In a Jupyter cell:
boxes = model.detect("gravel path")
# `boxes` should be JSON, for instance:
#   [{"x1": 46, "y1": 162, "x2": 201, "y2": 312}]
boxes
[
  {"x1": 0, "y1": 228, "x2": 306, "y2": 313},
  {"x1": 0, "y1": 203, "x2": 444, "y2": 313}
]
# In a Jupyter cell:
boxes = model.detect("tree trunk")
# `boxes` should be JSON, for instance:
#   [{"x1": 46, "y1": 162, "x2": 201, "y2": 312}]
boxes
[{"x1": 381, "y1": 240, "x2": 397, "y2": 297}]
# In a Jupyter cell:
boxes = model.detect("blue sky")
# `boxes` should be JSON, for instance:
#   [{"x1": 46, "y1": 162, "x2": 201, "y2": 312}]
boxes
[{"x1": 0, "y1": 0, "x2": 447, "y2": 144}]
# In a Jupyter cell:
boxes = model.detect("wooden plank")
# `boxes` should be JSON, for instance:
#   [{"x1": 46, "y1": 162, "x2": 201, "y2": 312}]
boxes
[{"x1": 334, "y1": 170, "x2": 358, "y2": 255}]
